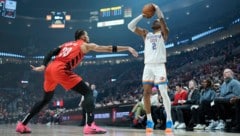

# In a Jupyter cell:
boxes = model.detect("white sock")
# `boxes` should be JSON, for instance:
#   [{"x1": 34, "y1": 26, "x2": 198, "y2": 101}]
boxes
[
  {"x1": 147, "y1": 114, "x2": 153, "y2": 121},
  {"x1": 158, "y1": 84, "x2": 172, "y2": 121}
]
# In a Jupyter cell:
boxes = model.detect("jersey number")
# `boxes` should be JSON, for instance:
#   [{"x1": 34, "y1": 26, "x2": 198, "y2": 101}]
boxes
[
  {"x1": 59, "y1": 47, "x2": 72, "y2": 57},
  {"x1": 152, "y1": 42, "x2": 157, "y2": 50}
]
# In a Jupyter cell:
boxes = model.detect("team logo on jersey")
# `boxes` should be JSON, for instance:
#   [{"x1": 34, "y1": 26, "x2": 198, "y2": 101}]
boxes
[{"x1": 159, "y1": 77, "x2": 166, "y2": 82}]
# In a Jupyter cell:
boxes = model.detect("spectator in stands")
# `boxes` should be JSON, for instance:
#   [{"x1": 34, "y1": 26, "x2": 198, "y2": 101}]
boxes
[
  {"x1": 172, "y1": 83, "x2": 188, "y2": 128},
  {"x1": 167, "y1": 87, "x2": 174, "y2": 101},
  {"x1": 212, "y1": 68, "x2": 240, "y2": 130},
  {"x1": 171, "y1": 83, "x2": 188, "y2": 106},
  {"x1": 129, "y1": 97, "x2": 145, "y2": 127},
  {"x1": 213, "y1": 82, "x2": 221, "y2": 96},
  {"x1": 150, "y1": 87, "x2": 163, "y2": 128},
  {"x1": 172, "y1": 80, "x2": 200, "y2": 129},
  {"x1": 91, "y1": 84, "x2": 98, "y2": 105},
  {"x1": 192, "y1": 79, "x2": 216, "y2": 130},
  {"x1": 129, "y1": 87, "x2": 160, "y2": 128},
  {"x1": 152, "y1": 96, "x2": 165, "y2": 129},
  {"x1": 230, "y1": 96, "x2": 240, "y2": 132}
]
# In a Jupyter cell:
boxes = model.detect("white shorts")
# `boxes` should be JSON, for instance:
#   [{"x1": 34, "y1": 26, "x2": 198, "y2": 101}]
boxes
[{"x1": 142, "y1": 63, "x2": 167, "y2": 85}]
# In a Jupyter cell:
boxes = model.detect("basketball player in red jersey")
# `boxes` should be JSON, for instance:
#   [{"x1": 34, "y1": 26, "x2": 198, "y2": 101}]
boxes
[{"x1": 16, "y1": 29, "x2": 138, "y2": 134}]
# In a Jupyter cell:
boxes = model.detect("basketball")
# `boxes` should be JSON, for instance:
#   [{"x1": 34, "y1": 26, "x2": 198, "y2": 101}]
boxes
[{"x1": 142, "y1": 3, "x2": 156, "y2": 18}]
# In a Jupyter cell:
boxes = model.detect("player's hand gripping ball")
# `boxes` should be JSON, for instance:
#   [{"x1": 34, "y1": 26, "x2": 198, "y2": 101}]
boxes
[{"x1": 142, "y1": 3, "x2": 156, "y2": 18}]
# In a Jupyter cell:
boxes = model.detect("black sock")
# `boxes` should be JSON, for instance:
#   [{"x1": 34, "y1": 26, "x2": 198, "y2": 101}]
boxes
[{"x1": 87, "y1": 112, "x2": 94, "y2": 126}]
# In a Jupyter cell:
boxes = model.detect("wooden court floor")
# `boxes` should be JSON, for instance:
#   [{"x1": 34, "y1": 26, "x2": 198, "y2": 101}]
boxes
[{"x1": 0, "y1": 124, "x2": 239, "y2": 136}]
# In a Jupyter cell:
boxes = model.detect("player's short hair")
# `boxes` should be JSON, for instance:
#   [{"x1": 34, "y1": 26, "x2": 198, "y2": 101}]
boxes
[{"x1": 75, "y1": 29, "x2": 85, "y2": 41}]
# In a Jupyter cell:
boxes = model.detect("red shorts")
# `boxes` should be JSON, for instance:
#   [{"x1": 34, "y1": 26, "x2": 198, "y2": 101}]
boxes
[{"x1": 44, "y1": 61, "x2": 82, "y2": 92}]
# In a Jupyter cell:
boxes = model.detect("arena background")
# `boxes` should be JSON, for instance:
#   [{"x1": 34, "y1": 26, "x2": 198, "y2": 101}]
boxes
[{"x1": 0, "y1": 0, "x2": 240, "y2": 134}]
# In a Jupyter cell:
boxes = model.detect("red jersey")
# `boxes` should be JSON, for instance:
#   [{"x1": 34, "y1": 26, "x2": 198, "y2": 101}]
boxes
[
  {"x1": 172, "y1": 89, "x2": 188, "y2": 106},
  {"x1": 54, "y1": 40, "x2": 85, "y2": 69},
  {"x1": 44, "y1": 40, "x2": 84, "y2": 91}
]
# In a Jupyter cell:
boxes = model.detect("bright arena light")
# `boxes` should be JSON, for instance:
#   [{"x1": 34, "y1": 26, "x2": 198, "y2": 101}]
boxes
[{"x1": 97, "y1": 19, "x2": 124, "y2": 28}]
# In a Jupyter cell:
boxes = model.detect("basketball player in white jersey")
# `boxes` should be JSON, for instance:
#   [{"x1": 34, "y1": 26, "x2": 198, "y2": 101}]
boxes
[{"x1": 128, "y1": 3, "x2": 173, "y2": 133}]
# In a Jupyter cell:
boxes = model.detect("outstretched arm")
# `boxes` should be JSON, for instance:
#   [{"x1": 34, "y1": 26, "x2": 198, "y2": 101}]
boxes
[
  {"x1": 83, "y1": 43, "x2": 138, "y2": 57},
  {"x1": 153, "y1": 4, "x2": 169, "y2": 41}
]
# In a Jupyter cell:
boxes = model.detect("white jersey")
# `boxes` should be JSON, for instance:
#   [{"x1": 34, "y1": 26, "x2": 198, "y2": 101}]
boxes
[{"x1": 144, "y1": 31, "x2": 166, "y2": 64}]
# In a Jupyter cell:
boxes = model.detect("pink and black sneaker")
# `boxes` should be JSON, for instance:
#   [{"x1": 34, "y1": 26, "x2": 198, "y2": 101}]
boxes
[
  {"x1": 83, "y1": 122, "x2": 107, "y2": 134},
  {"x1": 16, "y1": 121, "x2": 31, "y2": 134}
]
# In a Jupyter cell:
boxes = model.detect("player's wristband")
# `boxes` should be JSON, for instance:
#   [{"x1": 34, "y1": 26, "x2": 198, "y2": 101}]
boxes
[{"x1": 112, "y1": 46, "x2": 117, "y2": 52}]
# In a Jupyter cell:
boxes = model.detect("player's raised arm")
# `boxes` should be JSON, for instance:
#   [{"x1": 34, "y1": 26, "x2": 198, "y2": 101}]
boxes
[
  {"x1": 153, "y1": 4, "x2": 169, "y2": 41},
  {"x1": 159, "y1": 18, "x2": 169, "y2": 41},
  {"x1": 128, "y1": 4, "x2": 156, "y2": 39},
  {"x1": 128, "y1": 14, "x2": 148, "y2": 38},
  {"x1": 83, "y1": 43, "x2": 138, "y2": 57}
]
